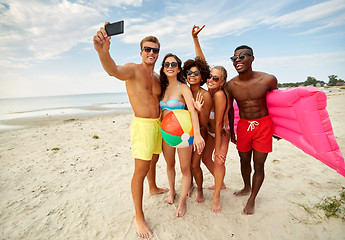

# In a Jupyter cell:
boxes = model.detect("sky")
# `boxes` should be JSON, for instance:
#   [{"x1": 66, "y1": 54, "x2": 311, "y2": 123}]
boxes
[{"x1": 1, "y1": 0, "x2": 345, "y2": 98}]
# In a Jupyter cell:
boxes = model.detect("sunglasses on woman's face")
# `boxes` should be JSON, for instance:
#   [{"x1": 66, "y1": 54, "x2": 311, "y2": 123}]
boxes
[
  {"x1": 187, "y1": 70, "x2": 201, "y2": 76},
  {"x1": 230, "y1": 53, "x2": 252, "y2": 62},
  {"x1": 142, "y1": 46, "x2": 160, "y2": 54},
  {"x1": 208, "y1": 74, "x2": 220, "y2": 82},
  {"x1": 163, "y1": 62, "x2": 178, "y2": 68}
]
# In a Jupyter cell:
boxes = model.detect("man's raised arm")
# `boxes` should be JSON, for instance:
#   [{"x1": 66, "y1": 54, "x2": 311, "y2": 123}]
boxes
[{"x1": 93, "y1": 22, "x2": 135, "y2": 81}]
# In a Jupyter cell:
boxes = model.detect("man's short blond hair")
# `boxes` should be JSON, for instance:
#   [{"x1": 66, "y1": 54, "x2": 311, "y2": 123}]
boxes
[{"x1": 140, "y1": 36, "x2": 160, "y2": 50}]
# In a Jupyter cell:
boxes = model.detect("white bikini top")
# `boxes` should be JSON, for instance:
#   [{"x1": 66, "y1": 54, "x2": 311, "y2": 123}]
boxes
[{"x1": 209, "y1": 111, "x2": 215, "y2": 120}]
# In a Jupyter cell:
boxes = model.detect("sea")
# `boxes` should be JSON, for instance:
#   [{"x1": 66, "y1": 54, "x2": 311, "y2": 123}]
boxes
[
  {"x1": 0, "y1": 87, "x2": 333, "y2": 132},
  {"x1": 0, "y1": 92, "x2": 132, "y2": 131}
]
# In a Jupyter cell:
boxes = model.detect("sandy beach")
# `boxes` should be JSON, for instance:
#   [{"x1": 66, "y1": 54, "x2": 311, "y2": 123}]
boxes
[{"x1": 1, "y1": 89, "x2": 344, "y2": 240}]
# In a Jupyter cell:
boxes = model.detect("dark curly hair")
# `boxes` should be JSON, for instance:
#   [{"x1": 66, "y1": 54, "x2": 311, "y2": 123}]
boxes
[
  {"x1": 182, "y1": 57, "x2": 210, "y2": 86},
  {"x1": 159, "y1": 53, "x2": 185, "y2": 99}
]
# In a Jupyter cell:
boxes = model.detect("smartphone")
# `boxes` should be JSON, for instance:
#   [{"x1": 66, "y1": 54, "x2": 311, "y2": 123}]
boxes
[{"x1": 105, "y1": 20, "x2": 124, "y2": 36}]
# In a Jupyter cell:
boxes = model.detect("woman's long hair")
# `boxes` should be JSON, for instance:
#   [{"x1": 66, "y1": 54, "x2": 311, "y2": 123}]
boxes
[
  {"x1": 212, "y1": 65, "x2": 230, "y2": 135},
  {"x1": 159, "y1": 53, "x2": 185, "y2": 99}
]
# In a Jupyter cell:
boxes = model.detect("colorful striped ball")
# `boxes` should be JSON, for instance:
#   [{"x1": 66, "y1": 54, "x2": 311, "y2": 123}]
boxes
[{"x1": 160, "y1": 110, "x2": 194, "y2": 148}]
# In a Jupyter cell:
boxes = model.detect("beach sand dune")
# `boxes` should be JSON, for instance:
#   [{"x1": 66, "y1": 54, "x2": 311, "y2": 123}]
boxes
[{"x1": 1, "y1": 91, "x2": 344, "y2": 239}]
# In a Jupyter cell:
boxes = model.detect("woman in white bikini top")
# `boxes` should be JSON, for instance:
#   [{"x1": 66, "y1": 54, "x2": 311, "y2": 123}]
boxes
[{"x1": 192, "y1": 24, "x2": 231, "y2": 212}]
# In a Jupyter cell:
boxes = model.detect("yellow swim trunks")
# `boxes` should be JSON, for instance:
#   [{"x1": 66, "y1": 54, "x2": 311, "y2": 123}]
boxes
[{"x1": 130, "y1": 116, "x2": 162, "y2": 161}]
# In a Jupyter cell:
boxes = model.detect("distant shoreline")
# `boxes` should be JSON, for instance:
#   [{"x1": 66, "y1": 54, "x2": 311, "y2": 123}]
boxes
[
  {"x1": 1, "y1": 87, "x2": 343, "y2": 133},
  {"x1": 0, "y1": 105, "x2": 133, "y2": 132},
  {"x1": 0, "y1": 92, "x2": 131, "y2": 132}
]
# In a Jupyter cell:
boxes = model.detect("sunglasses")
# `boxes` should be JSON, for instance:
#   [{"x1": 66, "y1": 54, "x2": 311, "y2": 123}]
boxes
[
  {"x1": 164, "y1": 62, "x2": 178, "y2": 68},
  {"x1": 208, "y1": 74, "x2": 220, "y2": 82},
  {"x1": 142, "y1": 46, "x2": 160, "y2": 54},
  {"x1": 186, "y1": 70, "x2": 201, "y2": 76},
  {"x1": 230, "y1": 53, "x2": 252, "y2": 62}
]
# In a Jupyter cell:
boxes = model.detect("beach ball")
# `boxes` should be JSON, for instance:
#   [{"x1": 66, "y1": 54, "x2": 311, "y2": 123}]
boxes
[{"x1": 161, "y1": 110, "x2": 194, "y2": 148}]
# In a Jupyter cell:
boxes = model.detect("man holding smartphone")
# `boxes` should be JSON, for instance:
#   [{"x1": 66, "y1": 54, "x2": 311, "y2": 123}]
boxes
[{"x1": 93, "y1": 22, "x2": 167, "y2": 238}]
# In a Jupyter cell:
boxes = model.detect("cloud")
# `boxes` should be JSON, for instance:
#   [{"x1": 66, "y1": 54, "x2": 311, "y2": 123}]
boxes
[
  {"x1": 4, "y1": 0, "x2": 340, "y2": 68},
  {"x1": 2, "y1": 0, "x2": 344, "y2": 67},
  {"x1": 294, "y1": 11, "x2": 345, "y2": 35},
  {"x1": 253, "y1": 51, "x2": 345, "y2": 83},
  {"x1": 261, "y1": 0, "x2": 345, "y2": 29},
  {"x1": 91, "y1": 0, "x2": 142, "y2": 8},
  {"x1": 257, "y1": 51, "x2": 345, "y2": 67},
  {"x1": 114, "y1": 0, "x2": 321, "y2": 55},
  {"x1": 0, "y1": 0, "x2": 148, "y2": 68},
  {"x1": 0, "y1": 63, "x2": 127, "y2": 98},
  {"x1": 119, "y1": 1, "x2": 265, "y2": 55},
  {"x1": 206, "y1": 51, "x2": 345, "y2": 84},
  {"x1": 0, "y1": 0, "x2": 102, "y2": 64},
  {"x1": 1, "y1": 0, "x2": 344, "y2": 98}
]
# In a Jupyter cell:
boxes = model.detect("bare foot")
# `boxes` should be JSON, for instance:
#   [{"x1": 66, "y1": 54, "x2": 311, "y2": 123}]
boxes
[
  {"x1": 149, "y1": 187, "x2": 169, "y2": 195},
  {"x1": 135, "y1": 217, "x2": 153, "y2": 238},
  {"x1": 212, "y1": 196, "x2": 221, "y2": 212},
  {"x1": 207, "y1": 182, "x2": 226, "y2": 190},
  {"x1": 233, "y1": 187, "x2": 251, "y2": 197},
  {"x1": 187, "y1": 184, "x2": 195, "y2": 197},
  {"x1": 196, "y1": 189, "x2": 205, "y2": 203},
  {"x1": 165, "y1": 192, "x2": 176, "y2": 204},
  {"x1": 242, "y1": 198, "x2": 255, "y2": 215},
  {"x1": 176, "y1": 201, "x2": 187, "y2": 217}
]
